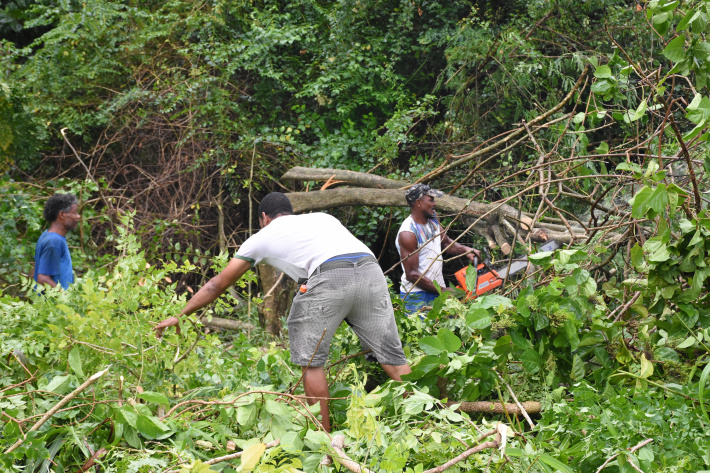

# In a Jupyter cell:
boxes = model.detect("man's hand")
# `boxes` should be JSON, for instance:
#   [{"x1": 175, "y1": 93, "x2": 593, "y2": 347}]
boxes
[
  {"x1": 465, "y1": 248, "x2": 482, "y2": 262},
  {"x1": 154, "y1": 316, "x2": 181, "y2": 339}
]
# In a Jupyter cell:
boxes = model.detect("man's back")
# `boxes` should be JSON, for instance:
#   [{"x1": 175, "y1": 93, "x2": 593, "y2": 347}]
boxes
[{"x1": 235, "y1": 212, "x2": 373, "y2": 281}]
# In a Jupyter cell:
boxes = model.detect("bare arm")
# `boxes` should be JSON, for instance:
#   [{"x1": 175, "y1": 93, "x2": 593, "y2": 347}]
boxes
[
  {"x1": 36, "y1": 274, "x2": 58, "y2": 288},
  {"x1": 441, "y1": 232, "x2": 481, "y2": 262},
  {"x1": 398, "y1": 232, "x2": 442, "y2": 294},
  {"x1": 154, "y1": 258, "x2": 252, "y2": 338}
]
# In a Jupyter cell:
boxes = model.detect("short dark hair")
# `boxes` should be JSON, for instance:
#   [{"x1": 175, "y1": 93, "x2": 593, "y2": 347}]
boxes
[
  {"x1": 43, "y1": 194, "x2": 78, "y2": 223},
  {"x1": 258, "y1": 192, "x2": 293, "y2": 219}
]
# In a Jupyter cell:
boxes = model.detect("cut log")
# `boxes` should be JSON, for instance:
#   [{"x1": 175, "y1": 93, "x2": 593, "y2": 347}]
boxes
[
  {"x1": 198, "y1": 316, "x2": 255, "y2": 332},
  {"x1": 447, "y1": 400, "x2": 541, "y2": 415}
]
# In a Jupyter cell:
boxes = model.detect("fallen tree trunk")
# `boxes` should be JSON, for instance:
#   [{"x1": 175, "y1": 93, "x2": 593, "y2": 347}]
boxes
[
  {"x1": 281, "y1": 165, "x2": 597, "y2": 257},
  {"x1": 285, "y1": 187, "x2": 522, "y2": 221},
  {"x1": 282, "y1": 166, "x2": 403, "y2": 189}
]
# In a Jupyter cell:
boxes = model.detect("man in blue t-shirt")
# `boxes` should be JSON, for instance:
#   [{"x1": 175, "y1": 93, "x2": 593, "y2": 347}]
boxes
[{"x1": 33, "y1": 194, "x2": 80, "y2": 289}]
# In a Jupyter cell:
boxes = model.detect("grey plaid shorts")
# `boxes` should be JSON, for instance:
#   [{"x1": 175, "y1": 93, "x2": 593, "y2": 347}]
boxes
[{"x1": 288, "y1": 256, "x2": 408, "y2": 367}]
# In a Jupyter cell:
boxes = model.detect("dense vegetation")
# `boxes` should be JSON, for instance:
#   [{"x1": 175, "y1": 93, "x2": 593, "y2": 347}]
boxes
[{"x1": 2, "y1": 0, "x2": 710, "y2": 471}]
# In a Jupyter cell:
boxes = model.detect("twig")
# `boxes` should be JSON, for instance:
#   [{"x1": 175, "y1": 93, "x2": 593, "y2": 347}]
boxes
[
  {"x1": 607, "y1": 292, "x2": 641, "y2": 321},
  {"x1": 5, "y1": 367, "x2": 110, "y2": 454},
  {"x1": 262, "y1": 272, "x2": 285, "y2": 301},
  {"x1": 595, "y1": 438, "x2": 653, "y2": 473},
  {"x1": 497, "y1": 374, "x2": 535, "y2": 430},
  {"x1": 329, "y1": 435, "x2": 376, "y2": 473},
  {"x1": 74, "y1": 447, "x2": 107, "y2": 473},
  {"x1": 325, "y1": 350, "x2": 372, "y2": 370},
  {"x1": 420, "y1": 66, "x2": 589, "y2": 183},
  {"x1": 422, "y1": 426, "x2": 503, "y2": 473},
  {"x1": 164, "y1": 439, "x2": 281, "y2": 473}
]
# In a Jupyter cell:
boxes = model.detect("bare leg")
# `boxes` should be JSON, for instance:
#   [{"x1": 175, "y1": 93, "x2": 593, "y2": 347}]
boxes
[
  {"x1": 380, "y1": 363, "x2": 412, "y2": 381},
  {"x1": 302, "y1": 366, "x2": 331, "y2": 432}
]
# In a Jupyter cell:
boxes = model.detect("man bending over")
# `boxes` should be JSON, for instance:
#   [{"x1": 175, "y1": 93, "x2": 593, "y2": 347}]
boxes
[{"x1": 155, "y1": 192, "x2": 411, "y2": 431}]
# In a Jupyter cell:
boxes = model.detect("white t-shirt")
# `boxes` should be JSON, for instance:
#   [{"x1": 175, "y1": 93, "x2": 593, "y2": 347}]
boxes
[
  {"x1": 234, "y1": 213, "x2": 374, "y2": 281},
  {"x1": 395, "y1": 214, "x2": 445, "y2": 293}
]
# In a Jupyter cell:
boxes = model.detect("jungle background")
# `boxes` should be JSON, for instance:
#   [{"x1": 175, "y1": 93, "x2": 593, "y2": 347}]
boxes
[{"x1": 2, "y1": 0, "x2": 710, "y2": 471}]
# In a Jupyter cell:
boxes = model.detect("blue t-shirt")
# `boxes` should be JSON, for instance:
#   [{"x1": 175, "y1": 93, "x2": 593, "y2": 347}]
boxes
[{"x1": 33, "y1": 231, "x2": 74, "y2": 289}]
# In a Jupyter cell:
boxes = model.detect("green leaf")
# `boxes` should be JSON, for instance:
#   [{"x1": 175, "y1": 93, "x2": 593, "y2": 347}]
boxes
[
  {"x1": 528, "y1": 251, "x2": 554, "y2": 266},
  {"x1": 594, "y1": 65, "x2": 612, "y2": 78},
  {"x1": 539, "y1": 454, "x2": 574, "y2": 473},
  {"x1": 662, "y1": 35, "x2": 686, "y2": 62},
  {"x1": 464, "y1": 265, "x2": 477, "y2": 294},
  {"x1": 676, "y1": 336, "x2": 696, "y2": 349},
  {"x1": 591, "y1": 79, "x2": 614, "y2": 95},
  {"x1": 180, "y1": 460, "x2": 219, "y2": 473},
  {"x1": 437, "y1": 329, "x2": 461, "y2": 353},
  {"x1": 686, "y1": 96, "x2": 710, "y2": 125},
  {"x1": 632, "y1": 185, "x2": 668, "y2": 219},
  {"x1": 654, "y1": 346, "x2": 680, "y2": 362},
  {"x1": 466, "y1": 308, "x2": 492, "y2": 329},
  {"x1": 45, "y1": 375, "x2": 72, "y2": 395},
  {"x1": 630, "y1": 243, "x2": 645, "y2": 271},
  {"x1": 698, "y1": 362, "x2": 710, "y2": 424},
  {"x1": 68, "y1": 346, "x2": 84, "y2": 378},
  {"x1": 676, "y1": 9, "x2": 699, "y2": 31},
  {"x1": 616, "y1": 344, "x2": 634, "y2": 364},
  {"x1": 137, "y1": 391, "x2": 170, "y2": 406},
  {"x1": 653, "y1": 12, "x2": 670, "y2": 35},
  {"x1": 238, "y1": 443, "x2": 266, "y2": 473},
  {"x1": 419, "y1": 336, "x2": 445, "y2": 355},
  {"x1": 280, "y1": 431, "x2": 303, "y2": 454},
  {"x1": 638, "y1": 354, "x2": 653, "y2": 379},
  {"x1": 616, "y1": 162, "x2": 643, "y2": 174},
  {"x1": 520, "y1": 349, "x2": 541, "y2": 374},
  {"x1": 644, "y1": 237, "x2": 670, "y2": 262},
  {"x1": 136, "y1": 415, "x2": 169, "y2": 440},
  {"x1": 472, "y1": 294, "x2": 513, "y2": 309},
  {"x1": 595, "y1": 142, "x2": 609, "y2": 155},
  {"x1": 571, "y1": 354, "x2": 585, "y2": 381},
  {"x1": 265, "y1": 399, "x2": 290, "y2": 417},
  {"x1": 236, "y1": 404, "x2": 256, "y2": 428},
  {"x1": 563, "y1": 319, "x2": 580, "y2": 351}
]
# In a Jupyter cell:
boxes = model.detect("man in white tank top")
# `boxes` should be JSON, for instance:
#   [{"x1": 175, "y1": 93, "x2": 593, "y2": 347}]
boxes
[{"x1": 396, "y1": 184, "x2": 480, "y2": 314}]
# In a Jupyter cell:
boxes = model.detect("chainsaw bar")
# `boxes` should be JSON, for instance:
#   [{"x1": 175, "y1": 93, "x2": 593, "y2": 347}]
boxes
[
  {"x1": 454, "y1": 239, "x2": 560, "y2": 298},
  {"x1": 494, "y1": 239, "x2": 560, "y2": 279}
]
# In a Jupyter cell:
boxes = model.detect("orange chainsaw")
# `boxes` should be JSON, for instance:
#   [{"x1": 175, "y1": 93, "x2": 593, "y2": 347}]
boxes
[{"x1": 454, "y1": 240, "x2": 559, "y2": 299}]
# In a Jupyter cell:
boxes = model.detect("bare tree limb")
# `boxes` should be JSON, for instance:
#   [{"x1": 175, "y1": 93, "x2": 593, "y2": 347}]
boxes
[{"x1": 282, "y1": 167, "x2": 404, "y2": 189}]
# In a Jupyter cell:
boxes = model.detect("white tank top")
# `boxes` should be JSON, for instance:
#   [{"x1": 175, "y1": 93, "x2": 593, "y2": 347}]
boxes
[{"x1": 395, "y1": 215, "x2": 445, "y2": 293}]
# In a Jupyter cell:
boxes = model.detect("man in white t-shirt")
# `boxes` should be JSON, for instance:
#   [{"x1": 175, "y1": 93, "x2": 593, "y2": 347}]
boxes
[
  {"x1": 396, "y1": 184, "x2": 480, "y2": 314},
  {"x1": 155, "y1": 192, "x2": 411, "y2": 432}
]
